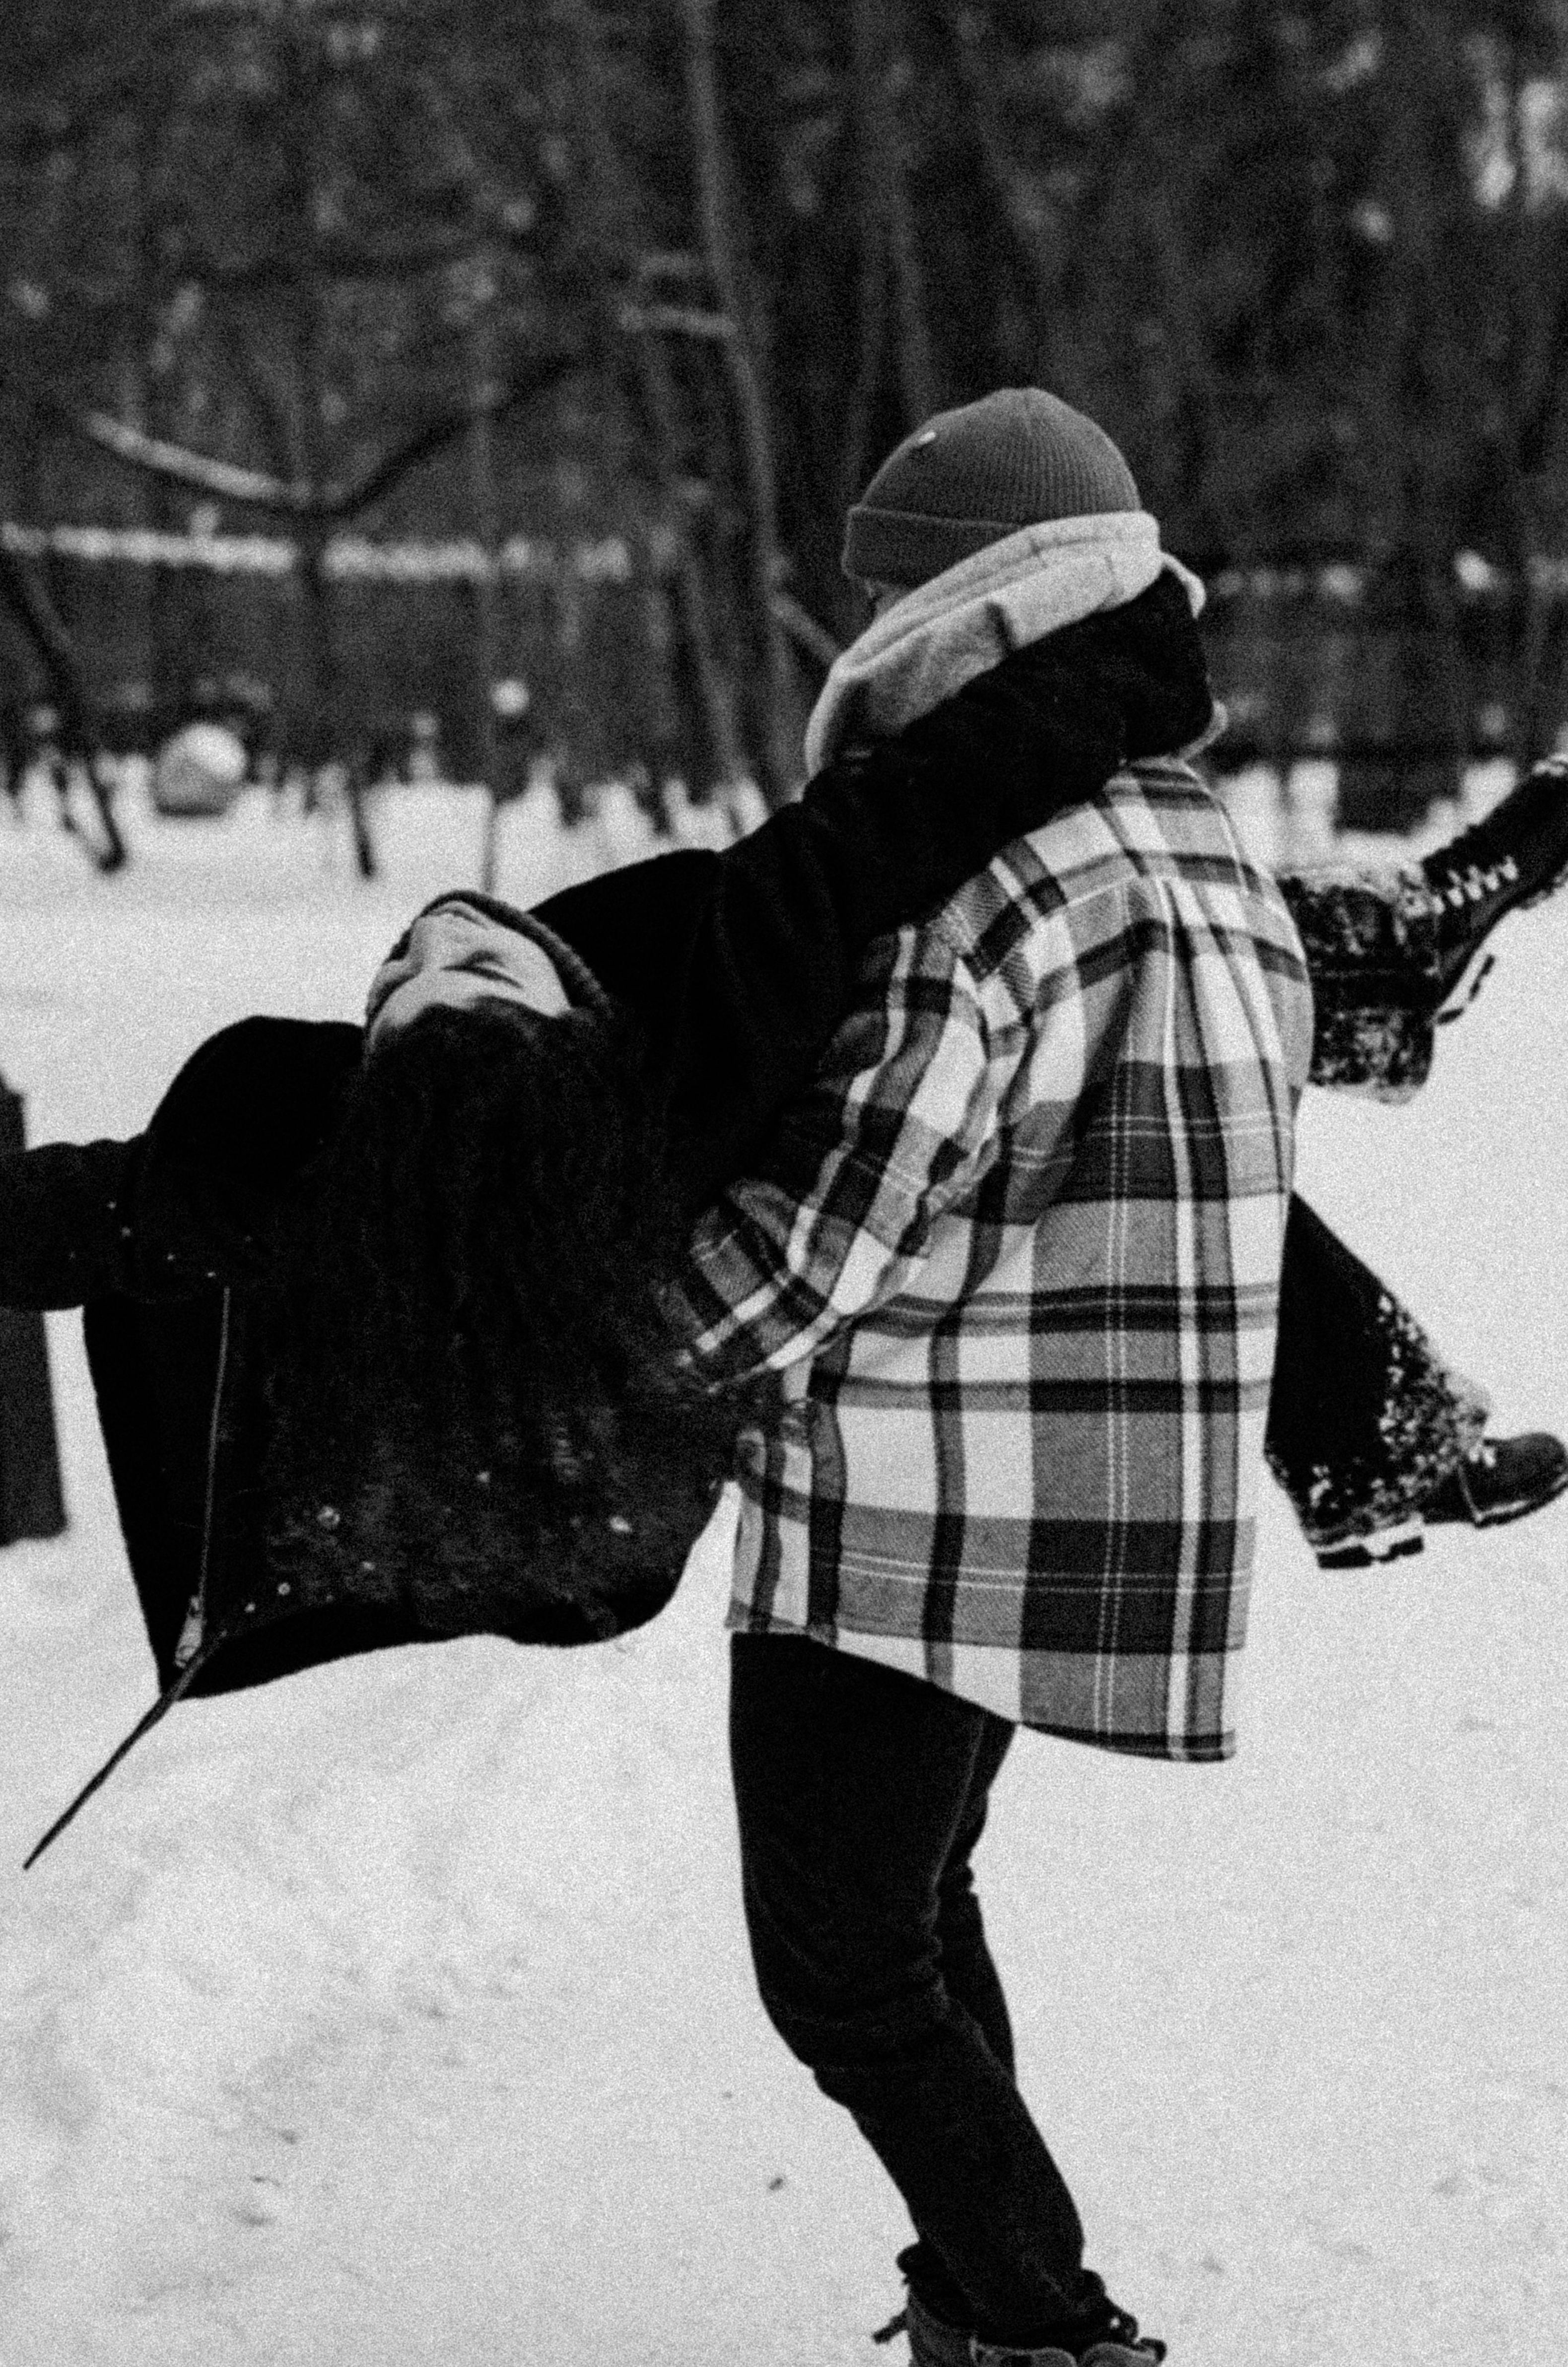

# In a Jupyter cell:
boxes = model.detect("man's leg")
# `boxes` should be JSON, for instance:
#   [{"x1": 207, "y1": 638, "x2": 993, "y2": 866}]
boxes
[
  {"x1": 933, "y1": 1711, "x2": 1017, "y2": 2075},
  {"x1": 728, "y1": 1630, "x2": 1115, "y2": 2349},
  {"x1": 891, "y1": 1711, "x2": 1024, "y2": 2336}
]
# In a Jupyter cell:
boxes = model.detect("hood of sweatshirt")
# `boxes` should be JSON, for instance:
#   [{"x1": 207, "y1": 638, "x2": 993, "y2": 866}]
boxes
[{"x1": 804, "y1": 510, "x2": 1207, "y2": 773}]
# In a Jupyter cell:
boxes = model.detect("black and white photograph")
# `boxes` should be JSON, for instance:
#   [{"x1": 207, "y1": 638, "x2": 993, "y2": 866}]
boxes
[{"x1": 0, "y1": 7, "x2": 1565, "y2": 2362}]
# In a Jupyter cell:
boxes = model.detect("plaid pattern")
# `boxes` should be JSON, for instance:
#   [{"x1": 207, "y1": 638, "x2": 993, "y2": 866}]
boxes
[{"x1": 678, "y1": 758, "x2": 1313, "y2": 1761}]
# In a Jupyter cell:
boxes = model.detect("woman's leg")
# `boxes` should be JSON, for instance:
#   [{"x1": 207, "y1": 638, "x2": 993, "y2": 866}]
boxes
[
  {"x1": 1269, "y1": 776, "x2": 1568, "y2": 1557},
  {"x1": 1277, "y1": 755, "x2": 1568, "y2": 1096},
  {"x1": 1277, "y1": 871, "x2": 1441, "y2": 1099},
  {"x1": 1268, "y1": 1196, "x2": 1491, "y2": 1561}
]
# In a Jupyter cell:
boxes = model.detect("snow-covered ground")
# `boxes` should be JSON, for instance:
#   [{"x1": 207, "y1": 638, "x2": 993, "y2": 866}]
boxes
[{"x1": 0, "y1": 780, "x2": 1565, "y2": 2367}]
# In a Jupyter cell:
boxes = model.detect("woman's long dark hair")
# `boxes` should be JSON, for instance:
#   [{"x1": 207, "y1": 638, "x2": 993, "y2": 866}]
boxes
[
  {"x1": 257, "y1": 576, "x2": 1214, "y2": 1643},
  {"x1": 260, "y1": 998, "x2": 707, "y2": 1639}
]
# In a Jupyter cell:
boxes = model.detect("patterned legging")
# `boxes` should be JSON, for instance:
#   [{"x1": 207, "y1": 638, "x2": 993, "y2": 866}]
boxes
[{"x1": 1268, "y1": 869, "x2": 1487, "y2": 1556}]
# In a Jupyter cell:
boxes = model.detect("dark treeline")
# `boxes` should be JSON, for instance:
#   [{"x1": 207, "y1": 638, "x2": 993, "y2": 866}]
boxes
[{"x1": 3, "y1": 0, "x2": 1568, "y2": 827}]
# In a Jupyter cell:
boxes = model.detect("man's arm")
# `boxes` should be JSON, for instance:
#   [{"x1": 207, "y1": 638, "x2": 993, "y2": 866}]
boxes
[
  {"x1": 536, "y1": 636, "x2": 1128, "y2": 1214},
  {"x1": 673, "y1": 918, "x2": 1001, "y2": 1379}
]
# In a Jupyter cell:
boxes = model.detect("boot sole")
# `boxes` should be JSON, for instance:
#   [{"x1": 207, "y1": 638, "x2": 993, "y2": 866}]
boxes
[{"x1": 1317, "y1": 1456, "x2": 1568, "y2": 1564}]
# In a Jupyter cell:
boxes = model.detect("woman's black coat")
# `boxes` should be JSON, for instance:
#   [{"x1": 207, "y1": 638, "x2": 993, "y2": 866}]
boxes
[{"x1": 0, "y1": 586, "x2": 1209, "y2": 1743}]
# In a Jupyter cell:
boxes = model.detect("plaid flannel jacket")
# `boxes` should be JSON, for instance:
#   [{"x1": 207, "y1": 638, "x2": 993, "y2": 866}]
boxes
[{"x1": 679, "y1": 757, "x2": 1314, "y2": 1760}]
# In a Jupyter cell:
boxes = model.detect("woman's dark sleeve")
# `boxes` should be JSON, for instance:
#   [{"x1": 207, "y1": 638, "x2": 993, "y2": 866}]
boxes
[
  {"x1": 0, "y1": 1139, "x2": 143, "y2": 1308},
  {"x1": 538, "y1": 634, "x2": 1131, "y2": 1209},
  {"x1": 0, "y1": 1018, "x2": 365, "y2": 1310}
]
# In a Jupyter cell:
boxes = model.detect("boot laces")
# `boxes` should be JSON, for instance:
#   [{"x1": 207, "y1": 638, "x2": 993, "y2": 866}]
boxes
[
  {"x1": 1429, "y1": 853, "x2": 1517, "y2": 908},
  {"x1": 1427, "y1": 754, "x2": 1568, "y2": 919}
]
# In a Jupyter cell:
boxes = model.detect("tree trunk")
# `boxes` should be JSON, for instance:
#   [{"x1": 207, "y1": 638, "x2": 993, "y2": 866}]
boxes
[
  {"x1": 468, "y1": 280, "x2": 505, "y2": 890},
  {"x1": 879, "y1": 10, "x2": 938, "y2": 426},
  {"x1": 553, "y1": 0, "x2": 746, "y2": 792},
  {"x1": 1499, "y1": 36, "x2": 1568, "y2": 768},
  {"x1": 677, "y1": 0, "x2": 795, "y2": 803},
  {"x1": 933, "y1": 3, "x2": 1053, "y2": 337},
  {"x1": 281, "y1": 2, "x2": 373, "y2": 878},
  {"x1": 838, "y1": 0, "x2": 891, "y2": 528},
  {"x1": 0, "y1": 544, "x2": 127, "y2": 871},
  {"x1": 846, "y1": 0, "x2": 937, "y2": 441}
]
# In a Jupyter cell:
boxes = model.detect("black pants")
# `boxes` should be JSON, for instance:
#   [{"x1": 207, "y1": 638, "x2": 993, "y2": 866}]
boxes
[{"x1": 729, "y1": 1631, "x2": 1110, "y2": 2349}]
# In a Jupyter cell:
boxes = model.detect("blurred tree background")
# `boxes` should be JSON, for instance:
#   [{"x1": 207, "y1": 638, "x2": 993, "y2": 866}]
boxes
[{"x1": 4, "y1": 0, "x2": 1568, "y2": 832}]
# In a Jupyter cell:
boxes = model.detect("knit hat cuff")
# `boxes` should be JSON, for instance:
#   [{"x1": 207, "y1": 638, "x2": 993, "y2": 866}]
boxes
[
  {"x1": 364, "y1": 893, "x2": 611, "y2": 1054},
  {"x1": 845, "y1": 505, "x2": 1058, "y2": 587}
]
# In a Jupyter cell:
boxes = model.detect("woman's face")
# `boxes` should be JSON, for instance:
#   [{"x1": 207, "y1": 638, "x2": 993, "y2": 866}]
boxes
[{"x1": 365, "y1": 896, "x2": 571, "y2": 1047}]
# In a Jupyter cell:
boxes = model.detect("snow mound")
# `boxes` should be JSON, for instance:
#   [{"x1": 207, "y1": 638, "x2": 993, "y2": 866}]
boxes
[{"x1": 0, "y1": 798, "x2": 1564, "y2": 2363}]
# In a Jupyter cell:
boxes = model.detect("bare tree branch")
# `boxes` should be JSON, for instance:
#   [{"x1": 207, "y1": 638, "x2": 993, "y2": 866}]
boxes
[
  {"x1": 616, "y1": 300, "x2": 736, "y2": 339},
  {"x1": 334, "y1": 348, "x2": 583, "y2": 517},
  {"x1": 36, "y1": 349, "x2": 585, "y2": 522},
  {"x1": 634, "y1": 252, "x2": 709, "y2": 282},
  {"x1": 63, "y1": 407, "x2": 315, "y2": 512},
  {"x1": 770, "y1": 588, "x2": 840, "y2": 671}
]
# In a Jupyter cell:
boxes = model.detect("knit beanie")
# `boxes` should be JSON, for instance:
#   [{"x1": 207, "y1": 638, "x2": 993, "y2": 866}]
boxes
[{"x1": 842, "y1": 389, "x2": 1141, "y2": 590}]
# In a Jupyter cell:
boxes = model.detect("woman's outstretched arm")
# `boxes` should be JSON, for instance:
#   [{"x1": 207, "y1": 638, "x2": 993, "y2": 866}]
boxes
[
  {"x1": 0, "y1": 1018, "x2": 362, "y2": 1312},
  {"x1": 0, "y1": 1139, "x2": 141, "y2": 1308}
]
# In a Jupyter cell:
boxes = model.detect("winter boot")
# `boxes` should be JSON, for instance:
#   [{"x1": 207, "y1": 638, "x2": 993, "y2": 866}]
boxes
[
  {"x1": 900, "y1": 2285, "x2": 1166, "y2": 2367},
  {"x1": 1316, "y1": 1430, "x2": 1568, "y2": 1566},
  {"x1": 1420, "y1": 1430, "x2": 1568, "y2": 1530},
  {"x1": 1417, "y1": 755, "x2": 1568, "y2": 1010}
]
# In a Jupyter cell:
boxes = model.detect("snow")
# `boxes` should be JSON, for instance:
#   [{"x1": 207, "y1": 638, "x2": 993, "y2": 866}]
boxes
[{"x1": 1, "y1": 782, "x2": 1566, "y2": 2367}]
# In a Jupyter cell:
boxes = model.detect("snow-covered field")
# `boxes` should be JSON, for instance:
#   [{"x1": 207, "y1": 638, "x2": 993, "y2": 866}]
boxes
[{"x1": 0, "y1": 780, "x2": 1565, "y2": 2367}]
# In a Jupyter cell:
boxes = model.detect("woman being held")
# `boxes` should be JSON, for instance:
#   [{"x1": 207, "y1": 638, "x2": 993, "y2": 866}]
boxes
[{"x1": 3, "y1": 573, "x2": 1565, "y2": 1854}]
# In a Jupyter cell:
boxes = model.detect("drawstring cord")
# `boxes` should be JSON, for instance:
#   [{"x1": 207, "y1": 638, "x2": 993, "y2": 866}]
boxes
[
  {"x1": 175, "y1": 1284, "x2": 232, "y2": 1668},
  {"x1": 22, "y1": 1623, "x2": 231, "y2": 1868},
  {"x1": 25, "y1": 1286, "x2": 235, "y2": 1869}
]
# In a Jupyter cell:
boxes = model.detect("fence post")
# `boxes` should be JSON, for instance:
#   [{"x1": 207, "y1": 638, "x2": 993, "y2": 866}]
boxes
[{"x1": 0, "y1": 1074, "x2": 67, "y2": 1542}]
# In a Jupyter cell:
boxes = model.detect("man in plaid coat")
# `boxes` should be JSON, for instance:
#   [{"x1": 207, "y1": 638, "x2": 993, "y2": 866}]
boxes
[{"x1": 678, "y1": 392, "x2": 1313, "y2": 2367}]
